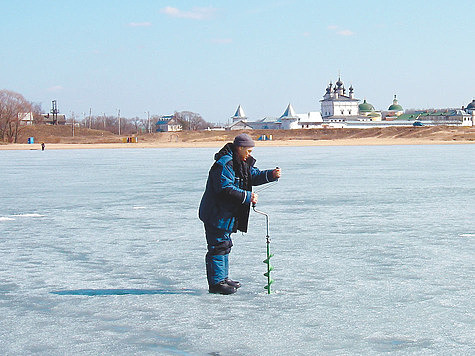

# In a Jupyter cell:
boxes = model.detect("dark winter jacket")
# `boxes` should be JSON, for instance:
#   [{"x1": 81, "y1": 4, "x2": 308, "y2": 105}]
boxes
[{"x1": 199, "y1": 143, "x2": 278, "y2": 233}]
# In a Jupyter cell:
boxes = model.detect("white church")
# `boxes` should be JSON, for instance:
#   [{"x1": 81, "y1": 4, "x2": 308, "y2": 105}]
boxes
[
  {"x1": 227, "y1": 77, "x2": 473, "y2": 130},
  {"x1": 228, "y1": 76, "x2": 364, "y2": 130},
  {"x1": 321, "y1": 77, "x2": 359, "y2": 119}
]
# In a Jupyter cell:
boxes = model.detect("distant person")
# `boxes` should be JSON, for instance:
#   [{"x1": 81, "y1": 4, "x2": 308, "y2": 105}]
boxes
[
  {"x1": 199, "y1": 133, "x2": 281, "y2": 295},
  {"x1": 41, "y1": 142, "x2": 45, "y2": 151}
]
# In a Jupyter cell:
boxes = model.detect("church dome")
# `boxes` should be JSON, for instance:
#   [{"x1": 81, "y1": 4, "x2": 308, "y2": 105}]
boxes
[
  {"x1": 388, "y1": 95, "x2": 403, "y2": 111},
  {"x1": 467, "y1": 99, "x2": 475, "y2": 110},
  {"x1": 359, "y1": 99, "x2": 374, "y2": 112},
  {"x1": 389, "y1": 103, "x2": 403, "y2": 111}
]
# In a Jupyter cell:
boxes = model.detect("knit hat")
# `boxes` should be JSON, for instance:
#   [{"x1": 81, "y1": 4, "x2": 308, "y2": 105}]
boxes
[{"x1": 233, "y1": 133, "x2": 255, "y2": 147}]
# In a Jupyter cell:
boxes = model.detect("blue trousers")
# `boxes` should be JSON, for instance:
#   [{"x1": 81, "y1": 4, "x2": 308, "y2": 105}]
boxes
[{"x1": 204, "y1": 223, "x2": 233, "y2": 286}]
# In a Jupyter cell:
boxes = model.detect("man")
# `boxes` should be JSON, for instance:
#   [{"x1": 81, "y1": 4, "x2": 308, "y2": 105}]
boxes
[{"x1": 199, "y1": 133, "x2": 281, "y2": 295}]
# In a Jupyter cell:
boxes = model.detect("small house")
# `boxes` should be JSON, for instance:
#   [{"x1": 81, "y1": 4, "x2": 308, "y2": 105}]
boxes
[{"x1": 156, "y1": 115, "x2": 182, "y2": 132}]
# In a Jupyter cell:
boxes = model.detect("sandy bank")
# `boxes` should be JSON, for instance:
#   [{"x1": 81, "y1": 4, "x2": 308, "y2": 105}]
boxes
[
  {"x1": 1, "y1": 137, "x2": 474, "y2": 150},
  {"x1": 1, "y1": 125, "x2": 473, "y2": 150}
]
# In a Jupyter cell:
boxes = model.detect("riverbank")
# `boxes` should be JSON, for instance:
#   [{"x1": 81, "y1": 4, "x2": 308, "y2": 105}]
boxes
[
  {"x1": 1, "y1": 138, "x2": 474, "y2": 150},
  {"x1": 1, "y1": 126, "x2": 474, "y2": 150}
]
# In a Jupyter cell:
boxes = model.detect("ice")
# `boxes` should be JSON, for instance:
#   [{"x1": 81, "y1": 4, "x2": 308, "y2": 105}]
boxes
[
  {"x1": 11, "y1": 213, "x2": 45, "y2": 217},
  {"x1": 0, "y1": 145, "x2": 474, "y2": 355}
]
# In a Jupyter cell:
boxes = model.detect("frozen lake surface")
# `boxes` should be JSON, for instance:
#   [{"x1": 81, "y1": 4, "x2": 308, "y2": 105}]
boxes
[{"x1": 1, "y1": 144, "x2": 474, "y2": 355}]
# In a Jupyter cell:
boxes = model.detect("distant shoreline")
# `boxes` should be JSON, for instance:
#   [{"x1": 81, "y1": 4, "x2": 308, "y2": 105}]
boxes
[
  {"x1": 1, "y1": 138, "x2": 474, "y2": 150},
  {"x1": 2, "y1": 125, "x2": 473, "y2": 150}
]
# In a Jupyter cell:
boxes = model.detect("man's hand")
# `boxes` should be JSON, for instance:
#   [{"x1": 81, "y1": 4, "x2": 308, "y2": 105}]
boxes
[
  {"x1": 273, "y1": 167, "x2": 281, "y2": 179},
  {"x1": 251, "y1": 192, "x2": 258, "y2": 205}
]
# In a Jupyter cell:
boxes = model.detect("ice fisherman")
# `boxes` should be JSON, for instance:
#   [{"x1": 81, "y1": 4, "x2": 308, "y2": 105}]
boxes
[{"x1": 199, "y1": 133, "x2": 281, "y2": 294}]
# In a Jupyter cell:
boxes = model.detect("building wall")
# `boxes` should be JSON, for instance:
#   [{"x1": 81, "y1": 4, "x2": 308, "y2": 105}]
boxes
[
  {"x1": 18, "y1": 112, "x2": 34, "y2": 125},
  {"x1": 321, "y1": 101, "x2": 334, "y2": 117},
  {"x1": 281, "y1": 118, "x2": 298, "y2": 130},
  {"x1": 322, "y1": 100, "x2": 359, "y2": 117}
]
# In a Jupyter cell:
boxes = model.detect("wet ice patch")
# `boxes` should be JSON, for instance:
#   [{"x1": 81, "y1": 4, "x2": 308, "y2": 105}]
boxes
[
  {"x1": 132, "y1": 206, "x2": 146, "y2": 210},
  {"x1": 458, "y1": 233, "x2": 474, "y2": 237},
  {"x1": 0, "y1": 282, "x2": 19, "y2": 294},
  {"x1": 51, "y1": 288, "x2": 202, "y2": 296},
  {"x1": 366, "y1": 334, "x2": 433, "y2": 352}
]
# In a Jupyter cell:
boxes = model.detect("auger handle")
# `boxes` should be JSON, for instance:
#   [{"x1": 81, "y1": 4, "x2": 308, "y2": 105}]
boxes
[{"x1": 253, "y1": 206, "x2": 270, "y2": 239}]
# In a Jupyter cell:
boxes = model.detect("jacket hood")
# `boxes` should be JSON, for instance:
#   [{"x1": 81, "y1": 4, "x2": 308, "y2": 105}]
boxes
[{"x1": 214, "y1": 143, "x2": 234, "y2": 161}]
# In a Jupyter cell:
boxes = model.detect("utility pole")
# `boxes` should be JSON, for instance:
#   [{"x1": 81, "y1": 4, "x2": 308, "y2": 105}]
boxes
[
  {"x1": 103, "y1": 113, "x2": 106, "y2": 129},
  {"x1": 146, "y1": 111, "x2": 150, "y2": 133},
  {"x1": 89, "y1": 108, "x2": 92, "y2": 129},
  {"x1": 71, "y1": 112, "x2": 75, "y2": 137},
  {"x1": 118, "y1": 109, "x2": 121, "y2": 136}
]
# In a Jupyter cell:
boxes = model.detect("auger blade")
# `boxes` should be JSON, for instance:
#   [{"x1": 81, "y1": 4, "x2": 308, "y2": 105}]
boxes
[
  {"x1": 264, "y1": 267, "x2": 274, "y2": 277},
  {"x1": 263, "y1": 255, "x2": 274, "y2": 264},
  {"x1": 264, "y1": 280, "x2": 275, "y2": 289}
]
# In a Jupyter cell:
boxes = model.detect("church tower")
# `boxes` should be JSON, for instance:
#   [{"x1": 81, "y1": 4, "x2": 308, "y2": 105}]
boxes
[
  {"x1": 320, "y1": 76, "x2": 359, "y2": 118},
  {"x1": 231, "y1": 105, "x2": 247, "y2": 123}
]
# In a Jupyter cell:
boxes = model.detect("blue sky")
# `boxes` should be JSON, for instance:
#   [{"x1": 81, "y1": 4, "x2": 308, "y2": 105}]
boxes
[{"x1": 1, "y1": 0, "x2": 474, "y2": 124}]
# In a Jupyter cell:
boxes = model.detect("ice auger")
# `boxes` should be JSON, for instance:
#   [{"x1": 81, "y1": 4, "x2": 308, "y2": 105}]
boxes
[{"x1": 253, "y1": 204, "x2": 274, "y2": 294}]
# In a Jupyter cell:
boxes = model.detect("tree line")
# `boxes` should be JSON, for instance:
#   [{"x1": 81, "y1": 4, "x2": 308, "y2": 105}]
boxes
[
  {"x1": 81, "y1": 110, "x2": 213, "y2": 134},
  {"x1": 0, "y1": 89, "x2": 215, "y2": 143}
]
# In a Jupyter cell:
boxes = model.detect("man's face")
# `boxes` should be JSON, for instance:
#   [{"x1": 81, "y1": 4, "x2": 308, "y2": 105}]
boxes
[{"x1": 236, "y1": 146, "x2": 253, "y2": 161}]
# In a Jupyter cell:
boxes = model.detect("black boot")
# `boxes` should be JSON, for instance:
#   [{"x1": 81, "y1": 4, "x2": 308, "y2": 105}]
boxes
[
  {"x1": 225, "y1": 278, "x2": 241, "y2": 289},
  {"x1": 209, "y1": 280, "x2": 237, "y2": 295}
]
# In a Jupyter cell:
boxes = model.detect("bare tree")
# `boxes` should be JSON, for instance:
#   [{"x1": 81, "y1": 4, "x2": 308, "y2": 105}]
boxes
[
  {"x1": 31, "y1": 102, "x2": 44, "y2": 124},
  {"x1": 174, "y1": 111, "x2": 210, "y2": 130},
  {"x1": 130, "y1": 117, "x2": 147, "y2": 134},
  {"x1": 99, "y1": 115, "x2": 116, "y2": 132},
  {"x1": 0, "y1": 90, "x2": 33, "y2": 143}
]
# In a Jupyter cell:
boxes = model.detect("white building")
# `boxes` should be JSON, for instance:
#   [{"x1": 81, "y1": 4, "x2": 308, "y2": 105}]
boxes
[
  {"x1": 226, "y1": 81, "x2": 473, "y2": 130},
  {"x1": 358, "y1": 99, "x2": 382, "y2": 121},
  {"x1": 18, "y1": 112, "x2": 34, "y2": 125},
  {"x1": 228, "y1": 104, "x2": 322, "y2": 130},
  {"x1": 156, "y1": 115, "x2": 182, "y2": 132},
  {"x1": 228, "y1": 105, "x2": 253, "y2": 130},
  {"x1": 228, "y1": 120, "x2": 254, "y2": 130},
  {"x1": 320, "y1": 77, "x2": 359, "y2": 119},
  {"x1": 462, "y1": 111, "x2": 474, "y2": 126},
  {"x1": 382, "y1": 95, "x2": 404, "y2": 120},
  {"x1": 280, "y1": 103, "x2": 322, "y2": 129},
  {"x1": 464, "y1": 99, "x2": 475, "y2": 114},
  {"x1": 463, "y1": 99, "x2": 475, "y2": 126},
  {"x1": 280, "y1": 103, "x2": 299, "y2": 130},
  {"x1": 231, "y1": 105, "x2": 247, "y2": 123}
]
